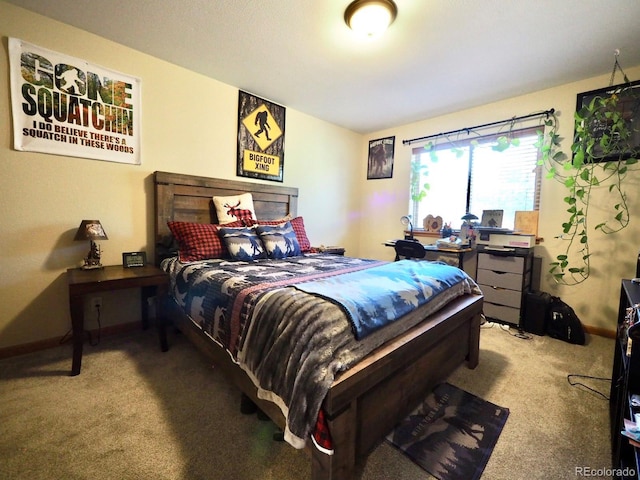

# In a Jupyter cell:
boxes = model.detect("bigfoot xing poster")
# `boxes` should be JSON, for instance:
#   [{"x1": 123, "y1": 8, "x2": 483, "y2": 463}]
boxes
[
  {"x1": 9, "y1": 38, "x2": 142, "y2": 165},
  {"x1": 237, "y1": 90, "x2": 285, "y2": 182}
]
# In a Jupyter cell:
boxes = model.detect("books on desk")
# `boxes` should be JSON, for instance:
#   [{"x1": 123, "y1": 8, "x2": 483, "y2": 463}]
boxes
[{"x1": 435, "y1": 237, "x2": 469, "y2": 250}]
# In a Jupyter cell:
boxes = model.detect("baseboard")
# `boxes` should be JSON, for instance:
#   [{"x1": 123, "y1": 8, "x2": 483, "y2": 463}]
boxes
[
  {"x1": 0, "y1": 320, "x2": 616, "y2": 360},
  {"x1": 0, "y1": 321, "x2": 144, "y2": 360},
  {"x1": 583, "y1": 324, "x2": 616, "y2": 339}
]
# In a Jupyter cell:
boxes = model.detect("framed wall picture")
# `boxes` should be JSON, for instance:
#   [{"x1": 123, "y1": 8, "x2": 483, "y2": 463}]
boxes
[
  {"x1": 237, "y1": 90, "x2": 286, "y2": 182},
  {"x1": 367, "y1": 136, "x2": 395, "y2": 179},
  {"x1": 574, "y1": 80, "x2": 640, "y2": 163}
]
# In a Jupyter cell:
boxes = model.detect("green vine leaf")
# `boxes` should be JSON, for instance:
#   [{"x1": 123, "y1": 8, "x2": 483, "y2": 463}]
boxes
[{"x1": 538, "y1": 82, "x2": 640, "y2": 285}]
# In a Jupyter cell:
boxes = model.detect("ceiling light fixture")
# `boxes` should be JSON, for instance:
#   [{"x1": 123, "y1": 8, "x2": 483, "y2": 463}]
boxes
[{"x1": 344, "y1": 0, "x2": 398, "y2": 37}]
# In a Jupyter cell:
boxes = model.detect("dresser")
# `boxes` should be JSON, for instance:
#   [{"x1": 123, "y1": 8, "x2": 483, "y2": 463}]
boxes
[
  {"x1": 611, "y1": 279, "x2": 640, "y2": 479},
  {"x1": 476, "y1": 248, "x2": 533, "y2": 327}
]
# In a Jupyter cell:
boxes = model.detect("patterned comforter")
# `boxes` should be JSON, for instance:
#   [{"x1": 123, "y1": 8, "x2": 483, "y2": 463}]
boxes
[{"x1": 162, "y1": 254, "x2": 481, "y2": 449}]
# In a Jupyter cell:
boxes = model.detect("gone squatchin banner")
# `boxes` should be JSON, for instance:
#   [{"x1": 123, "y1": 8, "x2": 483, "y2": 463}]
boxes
[{"x1": 9, "y1": 38, "x2": 141, "y2": 165}]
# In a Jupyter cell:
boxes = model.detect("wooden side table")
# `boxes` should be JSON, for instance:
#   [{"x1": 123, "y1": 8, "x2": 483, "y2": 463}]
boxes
[{"x1": 67, "y1": 264, "x2": 169, "y2": 376}]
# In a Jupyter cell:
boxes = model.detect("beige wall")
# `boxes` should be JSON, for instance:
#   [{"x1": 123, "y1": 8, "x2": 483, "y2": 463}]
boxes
[
  {"x1": 0, "y1": 2, "x2": 361, "y2": 349},
  {"x1": 358, "y1": 65, "x2": 640, "y2": 333},
  {"x1": 1, "y1": 1, "x2": 637, "y2": 351}
]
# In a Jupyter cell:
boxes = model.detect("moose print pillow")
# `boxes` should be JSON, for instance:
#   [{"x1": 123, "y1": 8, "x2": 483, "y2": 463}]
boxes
[{"x1": 213, "y1": 193, "x2": 257, "y2": 225}]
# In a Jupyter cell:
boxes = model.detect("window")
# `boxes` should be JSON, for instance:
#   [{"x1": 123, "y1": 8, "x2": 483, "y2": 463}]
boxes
[{"x1": 410, "y1": 127, "x2": 542, "y2": 230}]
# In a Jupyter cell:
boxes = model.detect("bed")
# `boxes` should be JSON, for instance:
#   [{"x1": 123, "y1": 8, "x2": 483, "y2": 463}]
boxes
[{"x1": 153, "y1": 170, "x2": 483, "y2": 480}]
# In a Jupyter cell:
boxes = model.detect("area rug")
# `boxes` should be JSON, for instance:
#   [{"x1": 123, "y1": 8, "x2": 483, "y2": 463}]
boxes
[{"x1": 386, "y1": 382, "x2": 509, "y2": 480}]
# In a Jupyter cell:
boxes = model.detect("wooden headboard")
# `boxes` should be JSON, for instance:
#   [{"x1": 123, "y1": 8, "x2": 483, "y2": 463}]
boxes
[{"x1": 153, "y1": 171, "x2": 298, "y2": 263}]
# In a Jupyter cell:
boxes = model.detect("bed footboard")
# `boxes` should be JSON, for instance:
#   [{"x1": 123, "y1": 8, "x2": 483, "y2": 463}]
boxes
[
  {"x1": 163, "y1": 292, "x2": 482, "y2": 480},
  {"x1": 312, "y1": 294, "x2": 483, "y2": 480}
]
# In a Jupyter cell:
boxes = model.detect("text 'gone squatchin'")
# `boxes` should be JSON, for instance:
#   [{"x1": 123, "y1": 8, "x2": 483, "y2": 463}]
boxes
[{"x1": 19, "y1": 51, "x2": 134, "y2": 136}]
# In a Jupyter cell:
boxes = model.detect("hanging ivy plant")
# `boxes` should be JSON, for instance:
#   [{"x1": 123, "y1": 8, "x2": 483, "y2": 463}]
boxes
[
  {"x1": 538, "y1": 81, "x2": 640, "y2": 285},
  {"x1": 410, "y1": 153, "x2": 430, "y2": 204}
]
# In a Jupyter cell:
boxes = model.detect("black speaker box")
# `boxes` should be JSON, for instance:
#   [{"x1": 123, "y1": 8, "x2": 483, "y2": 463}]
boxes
[{"x1": 523, "y1": 291, "x2": 552, "y2": 336}]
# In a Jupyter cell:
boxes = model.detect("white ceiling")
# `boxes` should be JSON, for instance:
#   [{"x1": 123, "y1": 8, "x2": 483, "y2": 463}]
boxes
[{"x1": 6, "y1": 0, "x2": 640, "y2": 134}]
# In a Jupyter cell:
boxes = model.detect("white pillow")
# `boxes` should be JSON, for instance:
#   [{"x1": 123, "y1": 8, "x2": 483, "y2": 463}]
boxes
[{"x1": 213, "y1": 193, "x2": 256, "y2": 225}]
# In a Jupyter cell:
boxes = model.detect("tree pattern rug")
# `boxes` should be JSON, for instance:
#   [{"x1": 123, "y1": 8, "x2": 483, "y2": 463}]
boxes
[{"x1": 386, "y1": 382, "x2": 509, "y2": 480}]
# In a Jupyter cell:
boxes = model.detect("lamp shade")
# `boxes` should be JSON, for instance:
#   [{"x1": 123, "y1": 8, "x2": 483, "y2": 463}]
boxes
[{"x1": 74, "y1": 220, "x2": 108, "y2": 241}]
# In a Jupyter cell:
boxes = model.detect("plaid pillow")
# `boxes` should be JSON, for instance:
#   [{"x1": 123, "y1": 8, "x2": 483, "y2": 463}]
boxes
[
  {"x1": 167, "y1": 220, "x2": 244, "y2": 262},
  {"x1": 290, "y1": 217, "x2": 311, "y2": 252},
  {"x1": 254, "y1": 216, "x2": 311, "y2": 252},
  {"x1": 256, "y1": 222, "x2": 301, "y2": 259}
]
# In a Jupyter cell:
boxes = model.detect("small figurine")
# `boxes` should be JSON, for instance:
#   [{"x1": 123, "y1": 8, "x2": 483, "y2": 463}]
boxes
[
  {"x1": 82, "y1": 241, "x2": 103, "y2": 269},
  {"x1": 441, "y1": 222, "x2": 452, "y2": 238}
]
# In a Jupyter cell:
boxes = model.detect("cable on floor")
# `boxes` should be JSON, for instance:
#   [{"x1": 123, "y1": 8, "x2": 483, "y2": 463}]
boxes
[
  {"x1": 508, "y1": 327, "x2": 532, "y2": 340},
  {"x1": 59, "y1": 304, "x2": 103, "y2": 346},
  {"x1": 59, "y1": 328, "x2": 72, "y2": 344},
  {"x1": 481, "y1": 316, "x2": 532, "y2": 340},
  {"x1": 87, "y1": 305, "x2": 102, "y2": 346},
  {"x1": 567, "y1": 374, "x2": 610, "y2": 401}
]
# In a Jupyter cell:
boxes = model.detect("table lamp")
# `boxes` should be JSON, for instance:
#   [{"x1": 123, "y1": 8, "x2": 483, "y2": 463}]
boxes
[
  {"x1": 461, "y1": 212, "x2": 478, "y2": 223},
  {"x1": 74, "y1": 220, "x2": 108, "y2": 269},
  {"x1": 400, "y1": 215, "x2": 413, "y2": 240},
  {"x1": 460, "y1": 212, "x2": 477, "y2": 245}
]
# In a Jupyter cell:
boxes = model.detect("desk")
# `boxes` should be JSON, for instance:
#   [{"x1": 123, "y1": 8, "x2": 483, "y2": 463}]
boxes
[
  {"x1": 67, "y1": 264, "x2": 169, "y2": 376},
  {"x1": 384, "y1": 240, "x2": 474, "y2": 270}
]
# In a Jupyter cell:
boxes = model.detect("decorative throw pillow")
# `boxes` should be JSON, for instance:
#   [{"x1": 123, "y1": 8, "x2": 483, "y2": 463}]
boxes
[
  {"x1": 289, "y1": 216, "x2": 312, "y2": 252},
  {"x1": 254, "y1": 216, "x2": 311, "y2": 252},
  {"x1": 167, "y1": 220, "x2": 244, "y2": 262},
  {"x1": 256, "y1": 222, "x2": 302, "y2": 259},
  {"x1": 212, "y1": 193, "x2": 256, "y2": 225},
  {"x1": 218, "y1": 226, "x2": 266, "y2": 261}
]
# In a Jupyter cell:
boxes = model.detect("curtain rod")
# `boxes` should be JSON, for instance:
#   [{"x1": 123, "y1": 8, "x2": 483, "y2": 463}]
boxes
[{"x1": 401, "y1": 108, "x2": 555, "y2": 146}]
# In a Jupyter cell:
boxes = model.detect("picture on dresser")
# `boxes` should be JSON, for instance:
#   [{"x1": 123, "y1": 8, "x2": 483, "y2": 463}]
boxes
[{"x1": 237, "y1": 90, "x2": 286, "y2": 182}]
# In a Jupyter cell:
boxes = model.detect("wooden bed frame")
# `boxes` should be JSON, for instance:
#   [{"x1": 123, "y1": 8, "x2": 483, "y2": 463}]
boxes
[{"x1": 153, "y1": 170, "x2": 483, "y2": 480}]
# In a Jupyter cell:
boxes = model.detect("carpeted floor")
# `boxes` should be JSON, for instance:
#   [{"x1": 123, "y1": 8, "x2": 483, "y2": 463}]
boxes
[{"x1": 0, "y1": 321, "x2": 614, "y2": 479}]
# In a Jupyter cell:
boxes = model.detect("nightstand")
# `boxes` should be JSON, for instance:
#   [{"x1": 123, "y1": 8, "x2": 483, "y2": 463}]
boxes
[{"x1": 66, "y1": 264, "x2": 169, "y2": 376}]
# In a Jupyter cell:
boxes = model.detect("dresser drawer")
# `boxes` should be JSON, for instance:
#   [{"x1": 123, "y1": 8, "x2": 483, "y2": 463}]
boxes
[
  {"x1": 483, "y1": 302, "x2": 521, "y2": 324},
  {"x1": 477, "y1": 269, "x2": 523, "y2": 291},
  {"x1": 478, "y1": 253, "x2": 524, "y2": 274},
  {"x1": 479, "y1": 284, "x2": 522, "y2": 308}
]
